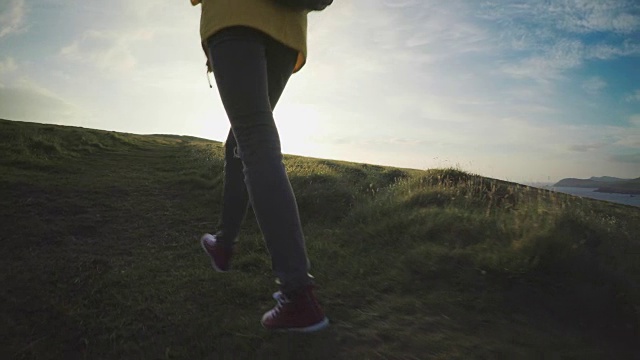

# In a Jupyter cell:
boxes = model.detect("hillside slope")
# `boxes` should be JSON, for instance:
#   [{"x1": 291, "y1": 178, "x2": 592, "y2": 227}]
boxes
[{"x1": 1, "y1": 119, "x2": 639, "y2": 359}]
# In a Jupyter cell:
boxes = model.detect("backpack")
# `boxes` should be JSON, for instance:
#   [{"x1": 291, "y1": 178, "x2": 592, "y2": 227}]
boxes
[{"x1": 273, "y1": 0, "x2": 333, "y2": 11}]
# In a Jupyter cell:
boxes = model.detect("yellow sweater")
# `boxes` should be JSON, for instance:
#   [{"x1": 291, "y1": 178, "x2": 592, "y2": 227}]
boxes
[{"x1": 194, "y1": 0, "x2": 308, "y2": 73}]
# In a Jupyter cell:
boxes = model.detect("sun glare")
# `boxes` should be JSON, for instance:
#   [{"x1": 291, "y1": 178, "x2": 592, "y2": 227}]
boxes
[{"x1": 275, "y1": 103, "x2": 323, "y2": 157}]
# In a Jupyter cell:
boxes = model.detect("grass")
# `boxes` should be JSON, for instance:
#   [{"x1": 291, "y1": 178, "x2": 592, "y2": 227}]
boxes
[{"x1": 1, "y1": 118, "x2": 639, "y2": 359}]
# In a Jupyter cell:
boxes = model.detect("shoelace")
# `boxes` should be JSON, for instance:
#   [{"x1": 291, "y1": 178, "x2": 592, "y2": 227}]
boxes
[{"x1": 270, "y1": 291, "x2": 291, "y2": 317}]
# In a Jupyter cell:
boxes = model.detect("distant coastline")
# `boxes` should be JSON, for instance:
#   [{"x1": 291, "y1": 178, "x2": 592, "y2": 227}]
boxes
[
  {"x1": 594, "y1": 187, "x2": 640, "y2": 195},
  {"x1": 546, "y1": 186, "x2": 640, "y2": 208},
  {"x1": 553, "y1": 176, "x2": 640, "y2": 195},
  {"x1": 521, "y1": 182, "x2": 639, "y2": 207}
]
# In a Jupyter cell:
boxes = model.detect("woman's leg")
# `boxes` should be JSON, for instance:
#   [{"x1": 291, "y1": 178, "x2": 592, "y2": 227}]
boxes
[
  {"x1": 215, "y1": 33, "x2": 295, "y2": 247},
  {"x1": 215, "y1": 128, "x2": 250, "y2": 248},
  {"x1": 207, "y1": 27, "x2": 310, "y2": 295},
  {"x1": 265, "y1": 37, "x2": 297, "y2": 111}
]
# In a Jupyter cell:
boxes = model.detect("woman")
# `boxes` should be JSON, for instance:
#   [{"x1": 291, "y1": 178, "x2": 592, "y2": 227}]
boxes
[{"x1": 192, "y1": 0, "x2": 329, "y2": 332}]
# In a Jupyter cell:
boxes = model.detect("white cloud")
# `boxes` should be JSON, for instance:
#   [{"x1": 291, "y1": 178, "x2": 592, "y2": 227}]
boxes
[
  {"x1": 479, "y1": 0, "x2": 640, "y2": 35},
  {"x1": 476, "y1": 1, "x2": 640, "y2": 83},
  {"x1": 0, "y1": 0, "x2": 26, "y2": 38},
  {"x1": 59, "y1": 29, "x2": 153, "y2": 72},
  {"x1": 0, "y1": 56, "x2": 17, "y2": 86},
  {"x1": 609, "y1": 153, "x2": 640, "y2": 164},
  {"x1": 611, "y1": 129, "x2": 640, "y2": 149},
  {"x1": 582, "y1": 76, "x2": 607, "y2": 94},
  {"x1": 0, "y1": 78, "x2": 90, "y2": 124},
  {"x1": 569, "y1": 142, "x2": 606, "y2": 152},
  {"x1": 587, "y1": 42, "x2": 640, "y2": 60},
  {"x1": 625, "y1": 90, "x2": 640, "y2": 103},
  {"x1": 555, "y1": 0, "x2": 640, "y2": 34},
  {"x1": 555, "y1": 123, "x2": 639, "y2": 165},
  {"x1": 0, "y1": 57, "x2": 17, "y2": 73},
  {"x1": 500, "y1": 40, "x2": 585, "y2": 81},
  {"x1": 613, "y1": 115, "x2": 640, "y2": 148}
]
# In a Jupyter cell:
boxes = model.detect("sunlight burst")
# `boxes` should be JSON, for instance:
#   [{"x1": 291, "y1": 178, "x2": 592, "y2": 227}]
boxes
[{"x1": 275, "y1": 103, "x2": 323, "y2": 156}]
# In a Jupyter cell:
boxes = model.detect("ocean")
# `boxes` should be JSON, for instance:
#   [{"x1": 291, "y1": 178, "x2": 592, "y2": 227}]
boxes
[{"x1": 541, "y1": 186, "x2": 640, "y2": 208}]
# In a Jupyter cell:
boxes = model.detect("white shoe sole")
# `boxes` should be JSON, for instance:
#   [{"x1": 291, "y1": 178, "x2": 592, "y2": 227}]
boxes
[
  {"x1": 262, "y1": 317, "x2": 330, "y2": 333},
  {"x1": 200, "y1": 233, "x2": 227, "y2": 273}
]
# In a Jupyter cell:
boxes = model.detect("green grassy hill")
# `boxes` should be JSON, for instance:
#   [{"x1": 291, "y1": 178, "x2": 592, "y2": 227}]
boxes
[{"x1": 1, "y1": 118, "x2": 639, "y2": 359}]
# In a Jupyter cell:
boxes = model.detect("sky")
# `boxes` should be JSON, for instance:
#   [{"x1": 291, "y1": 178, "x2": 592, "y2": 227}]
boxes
[{"x1": 0, "y1": 0, "x2": 639, "y2": 183}]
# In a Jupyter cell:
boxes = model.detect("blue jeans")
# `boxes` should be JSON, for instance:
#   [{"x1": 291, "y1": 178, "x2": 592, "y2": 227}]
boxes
[{"x1": 206, "y1": 27, "x2": 311, "y2": 294}]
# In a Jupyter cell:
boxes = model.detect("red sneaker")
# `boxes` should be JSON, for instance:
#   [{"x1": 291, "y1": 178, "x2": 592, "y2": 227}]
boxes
[
  {"x1": 200, "y1": 233, "x2": 232, "y2": 272},
  {"x1": 261, "y1": 286, "x2": 329, "y2": 332}
]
